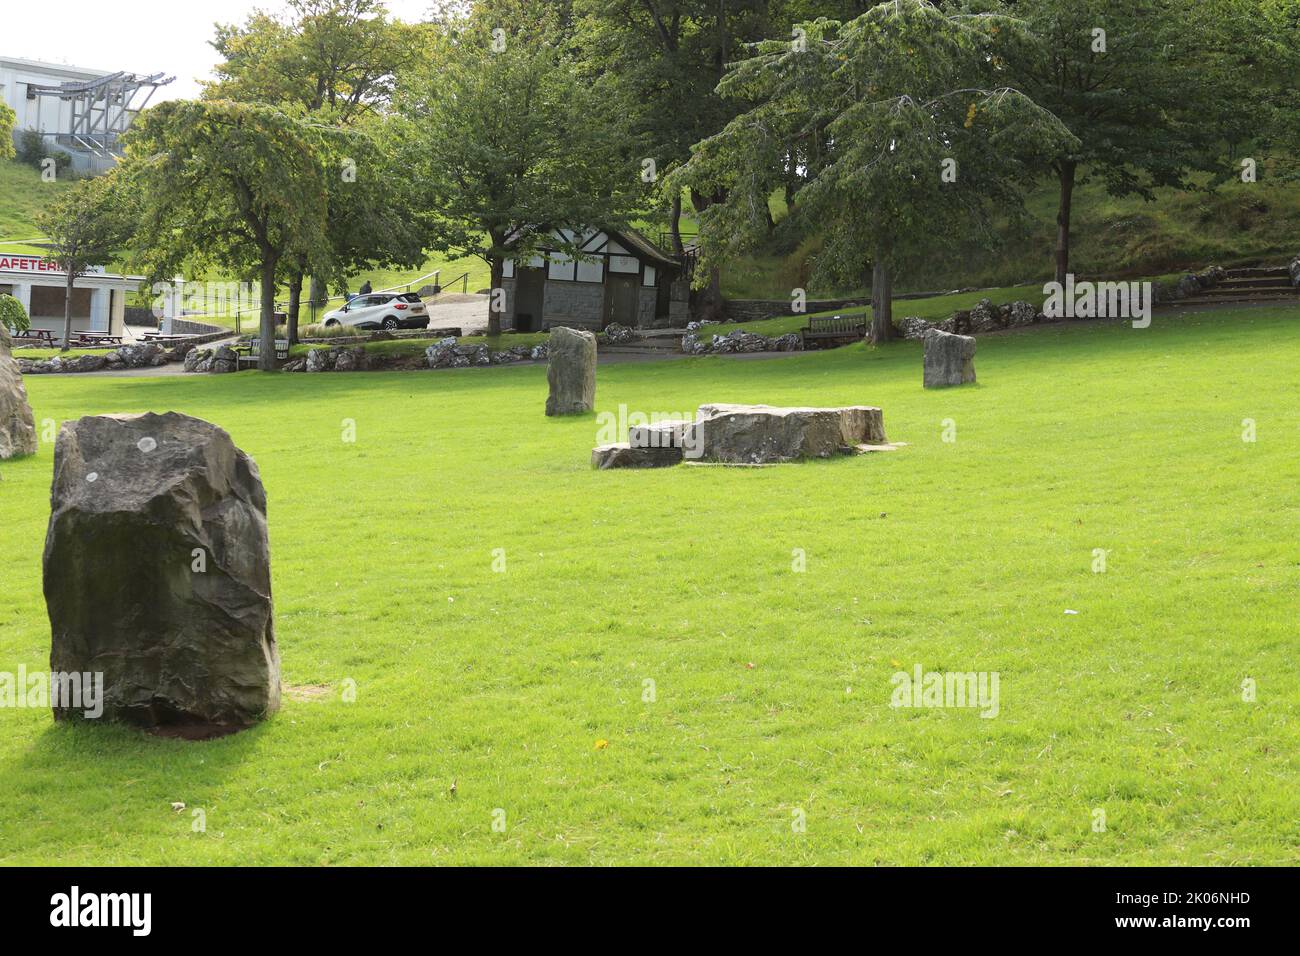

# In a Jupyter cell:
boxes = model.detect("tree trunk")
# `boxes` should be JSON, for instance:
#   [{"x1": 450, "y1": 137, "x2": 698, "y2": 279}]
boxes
[
  {"x1": 61, "y1": 272, "x2": 75, "y2": 351},
  {"x1": 488, "y1": 257, "x2": 504, "y2": 336},
  {"x1": 870, "y1": 256, "x2": 893, "y2": 344},
  {"x1": 286, "y1": 270, "x2": 304, "y2": 346},
  {"x1": 670, "y1": 194, "x2": 684, "y2": 256},
  {"x1": 1054, "y1": 160, "x2": 1077, "y2": 287},
  {"x1": 309, "y1": 276, "x2": 326, "y2": 328},
  {"x1": 258, "y1": 255, "x2": 279, "y2": 372}
]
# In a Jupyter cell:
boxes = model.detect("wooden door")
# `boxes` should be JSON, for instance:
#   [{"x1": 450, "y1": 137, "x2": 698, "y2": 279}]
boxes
[{"x1": 604, "y1": 274, "x2": 639, "y2": 329}]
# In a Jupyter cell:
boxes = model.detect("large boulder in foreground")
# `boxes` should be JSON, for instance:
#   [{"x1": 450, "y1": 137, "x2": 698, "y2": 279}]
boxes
[
  {"x1": 694, "y1": 403, "x2": 886, "y2": 464},
  {"x1": 545, "y1": 327, "x2": 596, "y2": 416},
  {"x1": 923, "y1": 329, "x2": 977, "y2": 388},
  {"x1": 44, "y1": 412, "x2": 279, "y2": 732},
  {"x1": 0, "y1": 325, "x2": 38, "y2": 459}
]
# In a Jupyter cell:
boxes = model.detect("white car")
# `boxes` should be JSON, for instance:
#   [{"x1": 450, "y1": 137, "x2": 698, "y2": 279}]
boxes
[{"x1": 322, "y1": 292, "x2": 428, "y2": 331}]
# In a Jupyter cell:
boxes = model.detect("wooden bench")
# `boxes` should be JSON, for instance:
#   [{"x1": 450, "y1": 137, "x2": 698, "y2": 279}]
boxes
[
  {"x1": 73, "y1": 332, "x2": 124, "y2": 347},
  {"x1": 12, "y1": 329, "x2": 56, "y2": 347},
  {"x1": 800, "y1": 314, "x2": 867, "y2": 350},
  {"x1": 236, "y1": 337, "x2": 290, "y2": 368}
]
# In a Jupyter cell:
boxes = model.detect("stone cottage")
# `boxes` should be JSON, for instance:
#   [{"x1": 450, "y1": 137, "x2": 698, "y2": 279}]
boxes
[{"x1": 499, "y1": 227, "x2": 690, "y2": 331}]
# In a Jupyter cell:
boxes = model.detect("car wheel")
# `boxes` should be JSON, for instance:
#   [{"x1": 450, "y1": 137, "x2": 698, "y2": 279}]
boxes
[
  {"x1": 382, "y1": 317, "x2": 399, "y2": 330},
  {"x1": 325, "y1": 319, "x2": 339, "y2": 327}
]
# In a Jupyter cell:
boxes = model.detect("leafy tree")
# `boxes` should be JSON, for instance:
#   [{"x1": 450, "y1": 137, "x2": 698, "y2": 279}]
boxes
[
  {"x1": 37, "y1": 172, "x2": 133, "y2": 351},
  {"x1": 669, "y1": 0, "x2": 1076, "y2": 340},
  {"x1": 573, "y1": 0, "x2": 772, "y2": 254},
  {"x1": 122, "y1": 100, "x2": 332, "y2": 370},
  {"x1": 206, "y1": 0, "x2": 423, "y2": 341},
  {"x1": 396, "y1": 0, "x2": 641, "y2": 334},
  {"x1": 0, "y1": 101, "x2": 16, "y2": 162},
  {"x1": 986, "y1": 0, "x2": 1260, "y2": 284},
  {"x1": 207, "y1": 0, "x2": 418, "y2": 125},
  {"x1": 0, "y1": 294, "x2": 29, "y2": 334}
]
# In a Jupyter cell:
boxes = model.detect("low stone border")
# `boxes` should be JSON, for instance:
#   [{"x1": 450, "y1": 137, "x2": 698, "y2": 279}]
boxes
[
  {"x1": 682, "y1": 324, "x2": 802, "y2": 355},
  {"x1": 17, "y1": 342, "x2": 173, "y2": 375}
]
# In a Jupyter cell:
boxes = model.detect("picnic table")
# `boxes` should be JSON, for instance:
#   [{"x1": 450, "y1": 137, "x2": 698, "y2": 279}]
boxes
[
  {"x1": 72, "y1": 332, "x2": 125, "y2": 347},
  {"x1": 141, "y1": 332, "x2": 192, "y2": 344},
  {"x1": 11, "y1": 329, "x2": 57, "y2": 347}
]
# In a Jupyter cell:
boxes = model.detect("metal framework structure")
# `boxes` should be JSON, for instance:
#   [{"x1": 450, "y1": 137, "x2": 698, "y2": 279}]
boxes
[{"x1": 25, "y1": 70, "x2": 174, "y2": 157}]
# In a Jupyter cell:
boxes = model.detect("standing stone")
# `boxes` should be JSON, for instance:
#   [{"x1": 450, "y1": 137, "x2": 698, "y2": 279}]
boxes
[
  {"x1": 545, "y1": 327, "x2": 596, "y2": 416},
  {"x1": 0, "y1": 324, "x2": 38, "y2": 459},
  {"x1": 923, "y1": 329, "x2": 977, "y2": 388},
  {"x1": 44, "y1": 412, "x2": 279, "y2": 731}
]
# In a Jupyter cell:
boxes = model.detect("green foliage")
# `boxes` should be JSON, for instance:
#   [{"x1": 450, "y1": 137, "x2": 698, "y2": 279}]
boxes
[
  {"x1": 669, "y1": 1, "x2": 1076, "y2": 318},
  {"x1": 395, "y1": 0, "x2": 643, "y2": 315},
  {"x1": 206, "y1": 0, "x2": 419, "y2": 125},
  {"x1": 122, "y1": 99, "x2": 332, "y2": 284},
  {"x1": 0, "y1": 102, "x2": 14, "y2": 163},
  {"x1": 16, "y1": 130, "x2": 71, "y2": 175},
  {"x1": 0, "y1": 293, "x2": 29, "y2": 333}
]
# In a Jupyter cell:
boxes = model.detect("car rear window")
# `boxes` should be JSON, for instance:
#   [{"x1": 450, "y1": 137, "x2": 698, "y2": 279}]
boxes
[{"x1": 397, "y1": 293, "x2": 421, "y2": 303}]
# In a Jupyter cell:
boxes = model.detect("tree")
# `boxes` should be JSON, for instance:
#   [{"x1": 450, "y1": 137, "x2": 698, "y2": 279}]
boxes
[
  {"x1": 122, "y1": 100, "x2": 332, "y2": 370},
  {"x1": 989, "y1": 0, "x2": 1259, "y2": 284},
  {"x1": 0, "y1": 101, "x2": 15, "y2": 162},
  {"x1": 207, "y1": 0, "x2": 418, "y2": 125},
  {"x1": 669, "y1": 0, "x2": 1076, "y2": 341},
  {"x1": 573, "y1": 1, "x2": 771, "y2": 251},
  {"x1": 284, "y1": 120, "x2": 427, "y2": 341},
  {"x1": 396, "y1": 0, "x2": 641, "y2": 335},
  {"x1": 206, "y1": 0, "x2": 423, "y2": 342},
  {"x1": 0, "y1": 294, "x2": 29, "y2": 334},
  {"x1": 37, "y1": 172, "x2": 132, "y2": 351}
]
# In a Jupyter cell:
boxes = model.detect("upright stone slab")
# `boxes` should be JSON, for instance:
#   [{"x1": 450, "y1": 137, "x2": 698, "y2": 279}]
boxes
[
  {"x1": 44, "y1": 412, "x2": 280, "y2": 731},
  {"x1": 545, "y1": 326, "x2": 596, "y2": 416},
  {"x1": 923, "y1": 329, "x2": 977, "y2": 388},
  {"x1": 0, "y1": 324, "x2": 38, "y2": 459}
]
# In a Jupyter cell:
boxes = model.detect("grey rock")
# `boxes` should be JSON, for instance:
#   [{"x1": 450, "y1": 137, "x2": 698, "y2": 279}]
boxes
[
  {"x1": 44, "y1": 412, "x2": 279, "y2": 730},
  {"x1": 305, "y1": 347, "x2": 334, "y2": 372},
  {"x1": 116, "y1": 343, "x2": 163, "y2": 369},
  {"x1": 923, "y1": 329, "x2": 977, "y2": 388},
  {"x1": 591, "y1": 442, "x2": 683, "y2": 469},
  {"x1": 0, "y1": 325, "x2": 38, "y2": 458},
  {"x1": 968, "y1": 298, "x2": 1002, "y2": 333},
  {"x1": 603, "y1": 322, "x2": 636, "y2": 344},
  {"x1": 1175, "y1": 274, "x2": 1201, "y2": 299},
  {"x1": 1008, "y1": 300, "x2": 1038, "y2": 327},
  {"x1": 628, "y1": 419, "x2": 695, "y2": 450},
  {"x1": 530, "y1": 343, "x2": 549, "y2": 361},
  {"x1": 897, "y1": 316, "x2": 933, "y2": 340},
  {"x1": 693, "y1": 403, "x2": 873, "y2": 464},
  {"x1": 65, "y1": 354, "x2": 107, "y2": 373},
  {"x1": 545, "y1": 327, "x2": 596, "y2": 416},
  {"x1": 334, "y1": 347, "x2": 365, "y2": 372}
]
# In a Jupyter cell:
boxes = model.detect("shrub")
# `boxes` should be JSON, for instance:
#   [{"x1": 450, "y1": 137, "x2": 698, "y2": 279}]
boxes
[{"x1": 0, "y1": 293, "x2": 30, "y2": 333}]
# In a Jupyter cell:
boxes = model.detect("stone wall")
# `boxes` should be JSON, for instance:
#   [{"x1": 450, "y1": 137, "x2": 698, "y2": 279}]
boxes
[
  {"x1": 543, "y1": 281, "x2": 605, "y2": 330},
  {"x1": 722, "y1": 297, "x2": 867, "y2": 325}
]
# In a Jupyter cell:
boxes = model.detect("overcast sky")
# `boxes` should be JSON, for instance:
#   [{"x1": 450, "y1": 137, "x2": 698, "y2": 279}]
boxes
[{"x1": 5, "y1": 0, "x2": 435, "y2": 101}]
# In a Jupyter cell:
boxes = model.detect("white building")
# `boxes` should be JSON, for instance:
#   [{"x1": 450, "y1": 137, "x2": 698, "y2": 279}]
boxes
[
  {"x1": 0, "y1": 253, "x2": 140, "y2": 340},
  {"x1": 0, "y1": 56, "x2": 171, "y2": 173}
]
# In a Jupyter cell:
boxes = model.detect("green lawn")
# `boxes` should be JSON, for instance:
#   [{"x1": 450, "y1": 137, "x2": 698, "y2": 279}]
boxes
[{"x1": 1, "y1": 304, "x2": 1297, "y2": 865}]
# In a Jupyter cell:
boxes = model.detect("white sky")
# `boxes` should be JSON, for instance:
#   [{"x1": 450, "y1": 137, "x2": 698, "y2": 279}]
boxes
[{"x1": 3, "y1": 0, "x2": 435, "y2": 101}]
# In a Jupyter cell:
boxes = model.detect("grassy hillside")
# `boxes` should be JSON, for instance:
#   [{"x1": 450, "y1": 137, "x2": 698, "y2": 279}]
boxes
[
  {"x1": 708, "y1": 171, "x2": 1300, "y2": 299},
  {"x1": 0, "y1": 159, "x2": 70, "y2": 254}
]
